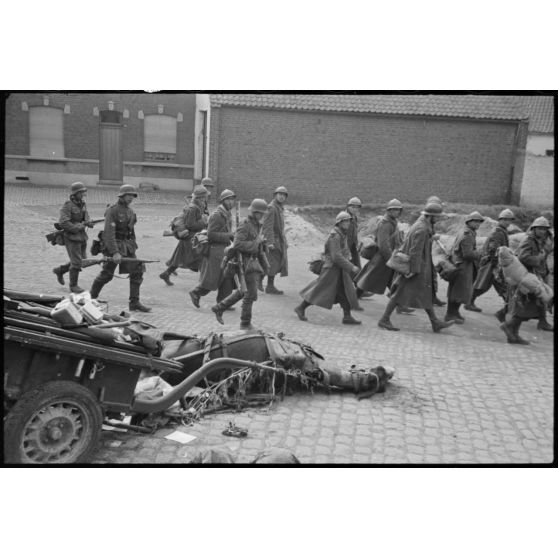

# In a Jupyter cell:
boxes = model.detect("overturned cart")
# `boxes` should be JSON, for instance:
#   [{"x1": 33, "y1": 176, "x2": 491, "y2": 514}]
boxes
[{"x1": 4, "y1": 290, "x2": 394, "y2": 464}]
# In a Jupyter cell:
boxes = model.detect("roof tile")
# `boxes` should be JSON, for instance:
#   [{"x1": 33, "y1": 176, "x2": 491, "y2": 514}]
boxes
[{"x1": 211, "y1": 94, "x2": 528, "y2": 121}]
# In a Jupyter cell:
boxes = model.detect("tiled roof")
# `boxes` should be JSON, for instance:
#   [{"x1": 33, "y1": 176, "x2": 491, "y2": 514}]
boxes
[
  {"x1": 210, "y1": 94, "x2": 528, "y2": 121},
  {"x1": 514, "y1": 96, "x2": 554, "y2": 133}
]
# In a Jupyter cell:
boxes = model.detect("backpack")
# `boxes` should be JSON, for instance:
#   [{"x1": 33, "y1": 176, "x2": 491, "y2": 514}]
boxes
[{"x1": 191, "y1": 230, "x2": 209, "y2": 257}]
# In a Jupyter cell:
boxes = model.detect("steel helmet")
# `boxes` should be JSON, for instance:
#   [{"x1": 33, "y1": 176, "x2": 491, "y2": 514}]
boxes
[
  {"x1": 70, "y1": 181, "x2": 87, "y2": 195},
  {"x1": 530, "y1": 216, "x2": 551, "y2": 229},
  {"x1": 193, "y1": 185, "x2": 209, "y2": 198},
  {"x1": 465, "y1": 211, "x2": 484, "y2": 223},
  {"x1": 422, "y1": 202, "x2": 444, "y2": 216},
  {"x1": 426, "y1": 195, "x2": 443, "y2": 205},
  {"x1": 274, "y1": 186, "x2": 289, "y2": 197},
  {"x1": 387, "y1": 198, "x2": 403, "y2": 210},
  {"x1": 249, "y1": 198, "x2": 268, "y2": 213},
  {"x1": 335, "y1": 211, "x2": 352, "y2": 224},
  {"x1": 347, "y1": 197, "x2": 362, "y2": 207},
  {"x1": 219, "y1": 189, "x2": 236, "y2": 202},
  {"x1": 201, "y1": 177, "x2": 214, "y2": 188},
  {"x1": 118, "y1": 184, "x2": 137, "y2": 197},
  {"x1": 498, "y1": 209, "x2": 515, "y2": 220}
]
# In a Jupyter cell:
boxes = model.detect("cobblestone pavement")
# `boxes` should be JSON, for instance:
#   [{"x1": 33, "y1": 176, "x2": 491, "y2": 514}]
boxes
[{"x1": 4, "y1": 186, "x2": 554, "y2": 464}]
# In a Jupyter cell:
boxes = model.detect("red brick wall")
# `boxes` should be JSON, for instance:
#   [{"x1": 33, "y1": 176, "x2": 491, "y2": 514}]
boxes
[
  {"x1": 209, "y1": 106, "x2": 523, "y2": 205},
  {"x1": 4, "y1": 93, "x2": 196, "y2": 164}
]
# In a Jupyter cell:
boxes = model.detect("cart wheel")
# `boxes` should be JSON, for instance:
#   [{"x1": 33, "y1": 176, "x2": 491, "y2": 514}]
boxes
[{"x1": 4, "y1": 381, "x2": 103, "y2": 464}]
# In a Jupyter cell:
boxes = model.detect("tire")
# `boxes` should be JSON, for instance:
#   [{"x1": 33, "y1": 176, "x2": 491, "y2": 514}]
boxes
[{"x1": 4, "y1": 381, "x2": 103, "y2": 464}]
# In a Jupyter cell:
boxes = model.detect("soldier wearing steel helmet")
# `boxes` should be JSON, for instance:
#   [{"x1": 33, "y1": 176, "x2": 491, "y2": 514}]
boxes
[
  {"x1": 500, "y1": 215, "x2": 554, "y2": 342},
  {"x1": 211, "y1": 198, "x2": 270, "y2": 329},
  {"x1": 378, "y1": 202, "x2": 455, "y2": 333},
  {"x1": 189, "y1": 189, "x2": 237, "y2": 308},
  {"x1": 294, "y1": 211, "x2": 362, "y2": 325},
  {"x1": 355, "y1": 198, "x2": 414, "y2": 315},
  {"x1": 261, "y1": 186, "x2": 289, "y2": 295},
  {"x1": 346, "y1": 196, "x2": 362, "y2": 269},
  {"x1": 89, "y1": 184, "x2": 151, "y2": 312},
  {"x1": 160, "y1": 184, "x2": 209, "y2": 287},
  {"x1": 53, "y1": 182, "x2": 95, "y2": 293},
  {"x1": 469, "y1": 208, "x2": 516, "y2": 318},
  {"x1": 444, "y1": 211, "x2": 484, "y2": 324},
  {"x1": 426, "y1": 195, "x2": 447, "y2": 307}
]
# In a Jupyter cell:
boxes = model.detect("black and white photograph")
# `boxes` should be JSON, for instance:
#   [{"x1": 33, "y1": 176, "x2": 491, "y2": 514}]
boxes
[{"x1": 2, "y1": 92, "x2": 554, "y2": 465}]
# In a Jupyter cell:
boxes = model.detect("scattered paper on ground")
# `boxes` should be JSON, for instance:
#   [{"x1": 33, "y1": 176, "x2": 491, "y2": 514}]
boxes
[{"x1": 164, "y1": 431, "x2": 197, "y2": 444}]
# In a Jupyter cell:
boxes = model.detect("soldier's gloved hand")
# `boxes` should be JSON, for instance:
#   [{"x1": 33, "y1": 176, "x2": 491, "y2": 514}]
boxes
[
  {"x1": 404, "y1": 272, "x2": 416, "y2": 279},
  {"x1": 112, "y1": 253, "x2": 122, "y2": 264},
  {"x1": 85, "y1": 220, "x2": 95, "y2": 228}
]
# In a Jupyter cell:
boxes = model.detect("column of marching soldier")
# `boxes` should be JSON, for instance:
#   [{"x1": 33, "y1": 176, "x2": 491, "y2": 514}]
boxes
[{"x1": 52, "y1": 181, "x2": 553, "y2": 344}]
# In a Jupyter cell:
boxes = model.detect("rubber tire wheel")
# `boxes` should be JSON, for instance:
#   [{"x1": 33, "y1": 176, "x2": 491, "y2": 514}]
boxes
[{"x1": 4, "y1": 381, "x2": 103, "y2": 464}]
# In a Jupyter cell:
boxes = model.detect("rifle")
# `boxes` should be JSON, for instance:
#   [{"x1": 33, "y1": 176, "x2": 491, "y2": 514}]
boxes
[
  {"x1": 235, "y1": 201, "x2": 240, "y2": 232},
  {"x1": 53, "y1": 218, "x2": 104, "y2": 231},
  {"x1": 163, "y1": 230, "x2": 175, "y2": 237},
  {"x1": 81, "y1": 257, "x2": 160, "y2": 269}
]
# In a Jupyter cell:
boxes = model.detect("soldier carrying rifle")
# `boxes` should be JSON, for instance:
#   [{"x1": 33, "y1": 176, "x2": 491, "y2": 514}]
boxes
[
  {"x1": 89, "y1": 184, "x2": 151, "y2": 312},
  {"x1": 52, "y1": 182, "x2": 102, "y2": 293}
]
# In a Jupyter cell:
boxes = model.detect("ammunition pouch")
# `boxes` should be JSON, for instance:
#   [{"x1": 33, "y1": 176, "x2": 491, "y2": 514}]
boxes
[{"x1": 90, "y1": 231, "x2": 105, "y2": 256}]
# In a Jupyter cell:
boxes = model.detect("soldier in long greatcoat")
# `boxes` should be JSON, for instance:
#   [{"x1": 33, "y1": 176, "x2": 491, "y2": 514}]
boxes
[
  {"x1": 262, "y1": 186, "x2": 289, "y2": 294},
  {"x1": 355, "y1": 198, "x2": 414, "y2": 314},
  {"x1": 53, "y1": 181, "x2": 94, "y2": 293},
  {"x1": 89, "y1": 184, "x2": 151, "y2": 312},
  {"x1": 468, "y1": 208, "x2": 516, "y2": 319},
  {"x1": 189, "y1": 189, "x2": 236, "y2": 308},
  {"x1": 159, "y1": 185, "x2": 209, "y2": 285},
  {"x1": 294, "y1": 211, "x2": 361, "y2": 325},
  {"x1": 377, "y1": 202, "x2": 455, "y2": 333},
  {"x1": 444, "y1": 211, "x2": 484, "y2": 324}
]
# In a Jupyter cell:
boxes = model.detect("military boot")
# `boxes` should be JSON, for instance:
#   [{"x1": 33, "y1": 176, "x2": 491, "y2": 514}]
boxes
[
  {"x1": 240, "y1": 301, "x2": 253, "y2": 329},
  {"x1": 512, "y1": 318, "x2": 530, "y2": 344},
  {"x1": 159, "y1": 270, "x2": 174, "y2": 286},
  {"x1": 89, "y1": 278, "x2": 105, "y2": 300},
  {"x1": 129, "y1": 281, "x2": 151, "y2": 312},
  {"x1": 68, "y1": 269, "x2": 85, "y2": 294},
  {"x1": 265, "y1": 285, "x2": 284, "y2": 295},
  {"x1": 53, "y1": 266, "x2": 68, "y2": 286},
  {"x1": 494, "y1": 307, "x2": 507, "y2": 323},
  {"x1": 129, "y1": 301, "x2": 152, "y2": 312}
]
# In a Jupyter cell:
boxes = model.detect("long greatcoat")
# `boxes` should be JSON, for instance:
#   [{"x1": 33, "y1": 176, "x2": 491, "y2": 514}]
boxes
[
  {"x1": 346, "y1": 215, "x2": 361, "y2": 268},
  {"x1": 262, "y1": 199, "x2": 288, "y2": 276},
  {"x1": 390, "y1": 215, "x2": 435, "y2": 309},
  {"x1": 166, "y1": 199, "x2": 207, "y2": 271},
  {"x1": 356, "y1": 213, "x2": 400, "y2": 294},
  {"x1": 473, "y1": 224, "x2": 509, "y2": 294},
  {"x1": 197, "y1": 204, "x2": 233, "y2": 291},
  {"x1": 447, "y1": 224, "x2": 480, "y2": 304},
  {"x1": 300, "y1": 226, "x2": 359, "y2": 310}
]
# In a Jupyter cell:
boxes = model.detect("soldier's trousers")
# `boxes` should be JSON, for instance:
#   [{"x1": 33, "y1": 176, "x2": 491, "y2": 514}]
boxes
[
  {"x1": 61, "y1": 240, "x2": 87, "y2": 272},
  {"x1": 215, "y1": 272, "x2": 258, "y2": 324},
  {"x1": 90, "y1": 260, "x2": 143, "y2": 302}
]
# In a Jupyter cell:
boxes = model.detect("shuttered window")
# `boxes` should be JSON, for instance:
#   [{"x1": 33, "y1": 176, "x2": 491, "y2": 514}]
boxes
[
  {"x1": 144, "y1": 115, "x2": 177, "y2": 160},
  {"x1": 29, "y1": 106, "x2": 65, "y2": 158}
]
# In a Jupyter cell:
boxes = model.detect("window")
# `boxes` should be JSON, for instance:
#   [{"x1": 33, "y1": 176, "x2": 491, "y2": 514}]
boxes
[
  {"x1": 144, "y1": 115, "x2": 177, "y2": 161},
  {"x1": 29, "y1": 106, "x2": 64, "y2": 158}
]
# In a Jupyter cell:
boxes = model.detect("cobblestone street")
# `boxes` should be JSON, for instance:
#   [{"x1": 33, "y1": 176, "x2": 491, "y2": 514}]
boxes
[{"x1": 4, "y1": 185, "x2": 554, "y2": 464}]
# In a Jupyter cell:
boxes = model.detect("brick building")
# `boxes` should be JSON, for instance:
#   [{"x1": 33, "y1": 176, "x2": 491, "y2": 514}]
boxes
[
  {"x1": 208, "y1": 94, "x2": 529, "y2": 205},
  {"x1": 4, "y1": 92, "x2": 211, "y2": 191},
  {"x1": 513, "y1": 95, "x2": 554, "y2": 208}
]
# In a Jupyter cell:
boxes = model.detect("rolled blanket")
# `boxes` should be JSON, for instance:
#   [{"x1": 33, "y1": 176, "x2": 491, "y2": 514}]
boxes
[{"x1": 498, "y1": 246, "x2": 554, "y2": 305}]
